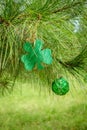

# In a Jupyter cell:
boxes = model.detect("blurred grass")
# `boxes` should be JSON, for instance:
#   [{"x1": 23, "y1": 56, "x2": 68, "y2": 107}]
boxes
[{"x1": 0, "y1": 82, "x2": 87, "y2": 130}]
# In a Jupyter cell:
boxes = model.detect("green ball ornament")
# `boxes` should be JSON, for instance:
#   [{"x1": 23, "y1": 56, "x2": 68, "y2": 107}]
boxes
[{"x1": 52, "y1": 77, "x2": 69, "y2": 95}]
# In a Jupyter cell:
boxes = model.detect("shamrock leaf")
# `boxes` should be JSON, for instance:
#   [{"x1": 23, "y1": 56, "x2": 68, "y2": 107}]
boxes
[
  {"x1": 23, "y1": 42, "x2": 32, "y2": 52},
  {"x1": 21, "y1": 54, "x2": 35, "y2": 70},
  {"x1": 21, "y1": 39, "x2": 53, "y2": 71},
  {"x1": 34, "y1": 39, "x2": 43, "y2": 51},
  {"x1": 41, "y1": 49, "x2": 52, "y2": 64}
]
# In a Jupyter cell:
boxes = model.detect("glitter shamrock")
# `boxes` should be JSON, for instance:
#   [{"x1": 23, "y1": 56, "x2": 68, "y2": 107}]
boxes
[{"x1": 21, "y1": 39, "x2": 53, "y2": 71}]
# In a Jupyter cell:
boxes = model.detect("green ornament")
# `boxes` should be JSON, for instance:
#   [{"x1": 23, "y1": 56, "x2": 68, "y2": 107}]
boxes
[
  {"x1": 21, "y1": 39, "x2": 53, "y2": 71},
  {"x1": 52, "y1": 77, "x2": 69, "y2": 95}
]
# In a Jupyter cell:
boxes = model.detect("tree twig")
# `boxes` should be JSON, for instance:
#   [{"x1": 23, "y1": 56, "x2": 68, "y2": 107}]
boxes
[
  {"x1": 52, "y1": 1, "x2": 84, "y2": 14},
  {"x1": 0, "y1": 17, "x2": 9, "y2": 26}
]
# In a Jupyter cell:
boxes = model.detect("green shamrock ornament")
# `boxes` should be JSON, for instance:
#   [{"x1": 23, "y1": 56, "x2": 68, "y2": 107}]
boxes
[
  {"x1": 52, "y1": 77, "x2": 69, "y2": 95},
  {"x1": 21, "y1": 39, "x2": 53, "y2": 71}
]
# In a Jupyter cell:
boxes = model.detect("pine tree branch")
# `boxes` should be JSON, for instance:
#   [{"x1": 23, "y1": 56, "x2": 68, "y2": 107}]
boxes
[
  {"x1": 0, "y1": 17, "x2": 9, "y2": 26},
  {"x1": 0, "y1": 17, "x2": 4, "y2": 24},
  {"x1": 57, "y1": 45, "x2": 87, "y2": 70},
  {"x1": 52, "y1": 1, "x2": 85, "y2": 14}
]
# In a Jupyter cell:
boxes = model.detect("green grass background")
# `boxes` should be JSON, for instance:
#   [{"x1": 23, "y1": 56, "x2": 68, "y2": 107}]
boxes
[{"x1": 0, "y1": 82, "x2": 87, "y2": 130}]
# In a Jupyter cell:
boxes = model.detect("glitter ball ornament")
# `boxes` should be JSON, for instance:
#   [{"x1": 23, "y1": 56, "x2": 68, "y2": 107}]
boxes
[{"x1": 52, "y1": 77, "x2": 69, "y2": 95}]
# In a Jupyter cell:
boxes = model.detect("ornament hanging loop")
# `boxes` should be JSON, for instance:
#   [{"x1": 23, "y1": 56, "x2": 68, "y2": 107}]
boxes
[{"x1": 26, "y1": 18, "x2": 40, "y2": 44}]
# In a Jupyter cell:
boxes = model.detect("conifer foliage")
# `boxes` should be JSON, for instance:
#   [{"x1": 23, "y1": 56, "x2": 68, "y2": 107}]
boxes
[{"x1": 0, "y1": 0, "x2": 87, "y2": 93}]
